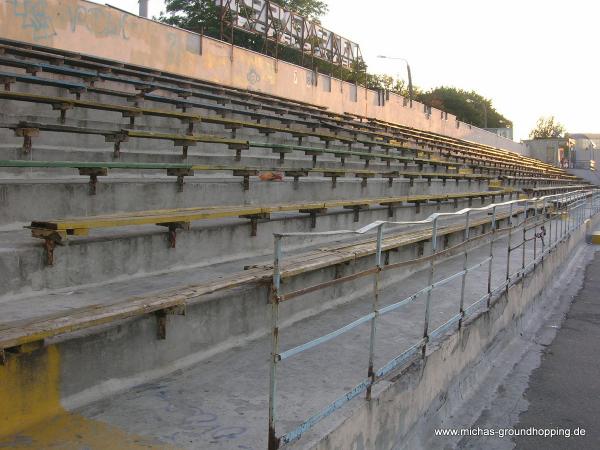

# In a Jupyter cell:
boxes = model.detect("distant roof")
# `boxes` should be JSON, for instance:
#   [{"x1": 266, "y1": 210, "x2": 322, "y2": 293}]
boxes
[{"x1": 569, "y1": 133, "x2": 600, "y2": 139}]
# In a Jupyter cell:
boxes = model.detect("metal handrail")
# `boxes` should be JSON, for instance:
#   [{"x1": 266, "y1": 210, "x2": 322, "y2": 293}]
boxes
[{"x1": 267, "y1": 188, "x2": 599, "y2": 449}]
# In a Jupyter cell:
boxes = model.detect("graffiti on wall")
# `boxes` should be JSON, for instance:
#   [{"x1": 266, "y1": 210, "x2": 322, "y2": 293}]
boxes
[
  {"x1": 10, "y1": 0, "x2": 57, "y2": 41},
  {"x1": 64, "y1": 4, "x2": 131, "y2": 39},
  {"x1": 166, "y1": 32, "x2": 183, "y2": 66},
  {"x1": 247, "y1": 68, "x2": 260, "y2": 85},
  {"x1": 9, "y1": 0, "x2": 133, "y2": 42}
]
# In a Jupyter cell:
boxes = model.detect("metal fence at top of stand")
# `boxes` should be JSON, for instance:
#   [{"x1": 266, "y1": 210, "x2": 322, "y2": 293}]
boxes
[{"x1": 267, "y1": 189, "x2": 600, "y2": 449}]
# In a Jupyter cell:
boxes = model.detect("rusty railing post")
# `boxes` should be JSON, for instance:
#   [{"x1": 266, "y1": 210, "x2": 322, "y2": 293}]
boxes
[
  {"x1": 569, "y1": 195, "x2": 574, "y2": 234},
  {"x1": 554, "y1": 197, "x2": 562, "y2": 245},
  {"x1": 541, "y1": 198, "x2": 547, "y2": 259},
  {"x1": 422, "y1": 217, "x2": 438, "y2": 358},
  {"x1": 522, "y1": 200, "x2": 528, "y2": 273},
  {"x1": 458, "y1": 211, "x2": 470, "y2": 329},
  {"x1": 561, "y1": 195, "x2": 565, "y2": 239},
  {"x1": 486, "y1": 206, "x2": 496, "y2": 308},
  {"x1": 533, "y1": 198, "x2": 539, "y2": 262},
  {"x1": 366, "y1": 224, "x2": 384, "y2": 401},
  {"x1": 268, "y1": 235, "x2": 282, "y2": 450},
  {"x1": 505, "y1": 202, "x2": 514, "y2": 283}
]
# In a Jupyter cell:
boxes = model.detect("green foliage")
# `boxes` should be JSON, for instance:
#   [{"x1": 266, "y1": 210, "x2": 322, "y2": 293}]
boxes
[
  {"x1": 365, "y1": 74, "x2": 422, "y2": 99},
  {"x1": 529, "y1": 116, "x2": 566, "y2": 139},
  {"x1": 158, "y1": 0, "x2": 327, "y2": 36},
  {"x1": 276, "y1": 0, "x2": 329, "y2": 20},
  {"x1": 415, "y1": 87, "x2": 511, "y2": 129},
  {"x1": 158, "y1": 0, "x2": 221, "y2": 35}
]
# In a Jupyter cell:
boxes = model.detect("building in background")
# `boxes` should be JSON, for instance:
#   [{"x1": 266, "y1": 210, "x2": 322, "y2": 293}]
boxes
[
  {"x1": 568, "y1": 133, "x2": 599, "y2": 170},
  {"x1": 523, "y1": 137, "x2": 575, "y2": 168}
]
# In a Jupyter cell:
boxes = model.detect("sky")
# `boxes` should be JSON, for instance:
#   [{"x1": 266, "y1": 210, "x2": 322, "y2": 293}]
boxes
[{"x1": 93, "y1": 0, "x2": 598, "y2": 141}]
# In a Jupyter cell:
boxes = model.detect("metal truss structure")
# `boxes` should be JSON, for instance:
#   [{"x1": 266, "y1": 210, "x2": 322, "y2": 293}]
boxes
[{"x1": 214, "y1": 0, "x2": 362, "y2": 68}]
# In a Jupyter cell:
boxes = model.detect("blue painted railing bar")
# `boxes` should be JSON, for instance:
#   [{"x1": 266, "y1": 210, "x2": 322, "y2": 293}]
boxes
[
  {"x1": 375, "y1": 339, "x2": 425, "y2": 379},
  {"x1": 277, "y1": 313, "x2": 376, "y2": 362},
  {"x1": 429, "y1": 313, "x2": 463, "y2": 340},
  {"x1": 279, "y1": 377, "x2": 373, "y2": 445}
]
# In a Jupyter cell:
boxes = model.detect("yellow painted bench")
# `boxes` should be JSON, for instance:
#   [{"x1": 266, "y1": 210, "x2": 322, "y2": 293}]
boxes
[{"x1": 28, "y1": 190, "x2": 511, "y2": 265}]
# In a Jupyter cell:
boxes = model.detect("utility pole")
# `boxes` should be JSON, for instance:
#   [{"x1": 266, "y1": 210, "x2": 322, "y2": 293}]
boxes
[
  {"x1": 377, "y1": 55, "x2": 413, "y2": 107},
  {"x1": 139, "y1": 0, "x2": 149, "y2": 18},
  {"x1": 482, "y1": 102, "x2": 488, "y2": 128}
]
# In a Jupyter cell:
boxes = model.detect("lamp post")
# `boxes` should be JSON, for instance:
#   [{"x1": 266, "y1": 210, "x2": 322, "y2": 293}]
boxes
[
  {"x1": 376, "y1": 55, "x2": 413, "y2": 107},
  {"x1": 139, "y1": 0, "x2": 149, "y2": 18},
  {"x1": 466, "y1": 98, "x2": 488, "y2": 129}
]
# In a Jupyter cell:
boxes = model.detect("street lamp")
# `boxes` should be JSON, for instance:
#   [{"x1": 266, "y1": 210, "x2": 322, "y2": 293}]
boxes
[
  {"x1": 377, "y1": 55, "x2": 413, "y2": 107},
  {"x1": 465, "y1": 98, "x2": 488, "y2": 129},
  {"x1": 139, "y1": 0, "x2": 149, "y2": 18}
]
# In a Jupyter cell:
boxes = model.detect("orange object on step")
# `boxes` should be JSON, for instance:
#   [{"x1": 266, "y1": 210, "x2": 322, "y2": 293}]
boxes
[{"x1": 259, "y1": 172, "x2": 283, "y2": 181}]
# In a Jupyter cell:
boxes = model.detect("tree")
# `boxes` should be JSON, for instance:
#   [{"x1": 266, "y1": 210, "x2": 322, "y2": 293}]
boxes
[
  {"x1": 415, "y1": 87, "x2": 511, "y2": 129},
  {"x1": 276, "y1": 0, "x2": 328, "y2": 19},
  {"x1": 529, "y1": 116, "x2": 566, "y2": 139},
  {"x1": 158, "y1": 0, "x2": 221, "y2": 36},
  {"x1": 364, "y1": 74, "x2": 422, "y2": 99},
  {"x1": 158, "y1": 0, "x2": 327, "y2": 37}
]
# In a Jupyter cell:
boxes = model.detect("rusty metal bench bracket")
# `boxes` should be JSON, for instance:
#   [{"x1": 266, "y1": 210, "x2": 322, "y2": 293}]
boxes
[
  {"x1": 233, "y1": 169, "x2": 258, "y2": 191},
  {"x1": 30, "y1": 228, "x2": 67, "y2": 266},
  {"x1": 51, "y1": 102, "x2": 74, "y2": 123},
  {"x1": 14, "y1": 127, "x2": 40, "y2": 154},
  {"x1": 155, "y1": 305, "x2": 186, "y2": 340},
  {"x1": 299, "y1": 208, "x2": 327, "y2": 229},
  {"x1": 158, "y1": 222, "x2": 191, "y2": 248},
  {"x1": 167, "y1": 168, "x2": 195, "y2": 192},
  {"x1": 78, "y1": 167, "x2": 108, "y2": 195},
  {"x1": 240, "y1": 213, "x2": 270, "y2": 237},
  {"x1": 105, "y1": 132, "x2": 129, "y2": 158},
  {"x1": 343, "y1": 204, "x2": 369, "y2": 222}
]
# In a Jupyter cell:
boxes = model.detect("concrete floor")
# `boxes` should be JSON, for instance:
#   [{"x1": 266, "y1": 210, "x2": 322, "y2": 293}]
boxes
[{"x1": 512, "y1": 249, "x2": 600, "y2": 449}]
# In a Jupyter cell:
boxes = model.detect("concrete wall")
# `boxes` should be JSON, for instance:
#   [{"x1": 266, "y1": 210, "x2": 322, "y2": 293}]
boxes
[
  {"x1": 0, "y1": 0, "x2": 526, "y2": 154},
  {"x1": 311, "y1": 215, "x2": 598, "y2": 450}
]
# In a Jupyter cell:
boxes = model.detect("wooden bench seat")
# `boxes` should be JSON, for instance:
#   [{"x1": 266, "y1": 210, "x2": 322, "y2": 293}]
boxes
[{"x1": 27, "y1": 189, "x2": 511, "y2": 265}]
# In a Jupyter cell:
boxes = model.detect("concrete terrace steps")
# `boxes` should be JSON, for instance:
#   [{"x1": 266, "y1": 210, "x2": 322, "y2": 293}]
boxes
[
  {"x1": 0, "y1": 118, "x2": 493, "y2": 177},
  {"x1": 0, "y1": 192, "x2": 515, "y2": 299},
  {"x1": 0, "y1": 84, "x2": 576, "y2": 183},
  {"x1": 0, "y1": 58, "x2": 572, "y2": 179},
  {"x1": 0, "y1": 39, "x2": 571, "y2": 178},
  {"x1": 0, "y1": 175, "x2": 492, "y2": 227},
  {"x1": 0, "y1": 42, "x2": 556, "y2": 171},
  {"x1": 0, "y1": 205, "x2": 515, "y2": 351},
  {"x1": 0, "y1": 159, "x2": 492, "y2": 183}
]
